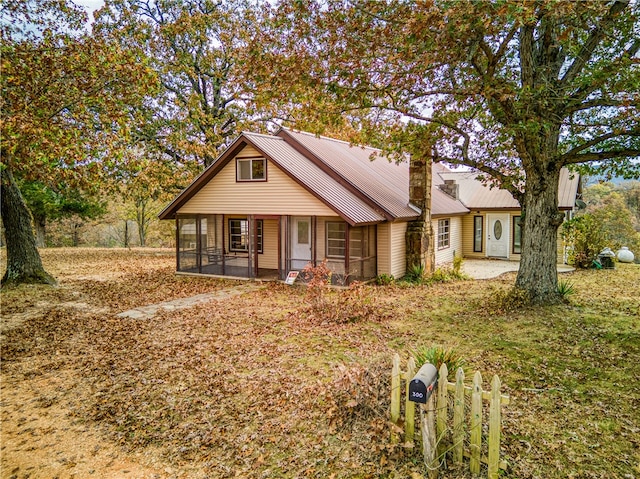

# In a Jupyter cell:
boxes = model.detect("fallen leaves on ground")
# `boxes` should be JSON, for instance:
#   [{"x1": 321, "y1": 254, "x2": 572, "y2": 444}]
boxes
[{"x1": 1, "y1": 248, "x2": 638, "y2": 478}]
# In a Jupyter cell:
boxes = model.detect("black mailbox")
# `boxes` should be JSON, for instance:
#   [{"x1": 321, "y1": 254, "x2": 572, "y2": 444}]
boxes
[{"x1": 408, "y1": 363, "x2": 438, "y2": 404}]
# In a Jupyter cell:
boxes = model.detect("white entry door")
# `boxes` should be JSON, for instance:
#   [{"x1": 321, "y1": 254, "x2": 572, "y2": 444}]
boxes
[
  {"x1": 486, "y1": 214, "x2": 510, "y2": 259},
  {"x1": 291, "y1": 216, "x2": 312, "y2": 269}
]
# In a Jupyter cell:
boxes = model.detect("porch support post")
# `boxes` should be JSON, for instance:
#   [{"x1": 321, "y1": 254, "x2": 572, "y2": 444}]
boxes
[
  {"x1": 222, "y1": 216, "x2": 226, "y2": 276},
  {"x1": 312, "y1": 216, "x2": 317, "y2": 266},
  {"x1": 277, "y1": 216, "x2": 282, "y2": 279},
  {"x1": 345, "y1": 222, "x2": 350, "y2": 285},
  {"x1": 175, "y1": 217, "x2": 180, "y2": 271},
  {"x1": 196, "y1": 215, "x2": 201, "y2": 273},
  {"x1": 248, "y1": 215, "x2": 254, "y2": 278},
  {"x1": 286, "y1": 216, "x2": 291, "y2": 273}
]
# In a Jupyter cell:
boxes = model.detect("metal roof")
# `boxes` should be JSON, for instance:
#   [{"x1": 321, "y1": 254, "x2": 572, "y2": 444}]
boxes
[
  {"x1": 242, "y1": 133, "x2": 386, "y2": 224},
  {"x1": 279, "y1": 129, "x2": 420, "y2": 220},
  {"x1": 437, "y1": 168, "x2": 580, "y2": 210},
  {"x1": 160, "y1": 129, "x2": 537, "y2": 223}
]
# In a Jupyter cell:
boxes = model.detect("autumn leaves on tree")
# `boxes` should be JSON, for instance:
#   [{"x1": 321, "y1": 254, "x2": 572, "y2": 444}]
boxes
[{"x1": 2, "y1": 0, "x2": 639, "y2": 304}]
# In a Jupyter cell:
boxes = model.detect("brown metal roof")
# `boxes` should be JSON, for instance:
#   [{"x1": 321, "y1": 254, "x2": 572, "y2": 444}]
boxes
[
  {"x1": 437, "y1": 168, "x2": 580, "y2": 210},
  {"x1": 243, "y1": 132, "x2": 386, "y2": 224},
  {"x1": 159, "y1": 129, "x2": 477, "y2": 223},
  {"x1": 279, "y1": 129, "x2": 420, "y2": 220},
  {"x1": 432, "y1": 188, "x2": 470, "y2": 216},
  {"x1": 558, "y1": 168, "x2": 581, "y2": 209}
]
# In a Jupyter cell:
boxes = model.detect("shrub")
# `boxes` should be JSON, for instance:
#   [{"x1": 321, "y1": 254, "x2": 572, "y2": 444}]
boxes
[
  {"x1": 562, "y1": 193, "x2": 640, "y2": 268},
  {"x1": 301, "y1": 260, "x2": 332, "y2": 312},
  {"x1": 412, "y1": 345, "x2": 465, "y2": 377},
  {"x1": 375, "y1": 273, "x2": 395, "y2": 286},
  {"x1": 405, "y1": 263, "x2": 425, "y2": 284},
  {"x1": 561, "y1": 215, "x2": 607, "y2": 268},
  {"x1": 300, "y1": 261, "x2": 381, "y2": 323},
  {"x1": 452, "y1": 253, "x2": 464, "y2": 276},
  {"x1": 428, "y1": 262, "x2": 469, "y2": 284}
]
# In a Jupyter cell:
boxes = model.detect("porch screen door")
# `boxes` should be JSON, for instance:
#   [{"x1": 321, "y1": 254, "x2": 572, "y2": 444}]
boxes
[{"x1": 291, "y1": 216, "x2": 312, "y2": 269}]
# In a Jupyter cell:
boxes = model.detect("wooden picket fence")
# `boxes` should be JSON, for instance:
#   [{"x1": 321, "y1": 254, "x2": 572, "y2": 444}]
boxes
[{"x1": 390, "y1": 354, "x2": 510, "y2": 478}]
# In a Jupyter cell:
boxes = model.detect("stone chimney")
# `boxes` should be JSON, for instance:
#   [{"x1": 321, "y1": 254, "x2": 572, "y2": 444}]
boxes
[
  {"x1": 406, "y1": 154, "x2": 435, "y2": 275},
  {"x1": 439, "y1": 179, "x2": 459, "y2": 200}
]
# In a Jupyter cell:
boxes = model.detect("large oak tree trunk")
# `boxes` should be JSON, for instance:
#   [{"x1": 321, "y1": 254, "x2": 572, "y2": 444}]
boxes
[
  {"x1": 515, "y1": 166, "x2": 564, "y2": 304},
  {"x1": 1, "y1": 167, "x2": 56, "y2": 286},
  {"x1": 406, "y1": 154, "x2": 435, "y2": 276}
]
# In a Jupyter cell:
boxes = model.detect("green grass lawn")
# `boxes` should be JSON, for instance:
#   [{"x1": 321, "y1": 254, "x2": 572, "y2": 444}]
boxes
[{"x1": 1, "y1": 249, "x2": 638, "y2": 478}]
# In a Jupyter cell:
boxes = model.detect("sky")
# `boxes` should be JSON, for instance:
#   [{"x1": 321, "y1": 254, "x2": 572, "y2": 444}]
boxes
[{"x1": 75, "y1": 0, "x2": 105, "y2": 23}]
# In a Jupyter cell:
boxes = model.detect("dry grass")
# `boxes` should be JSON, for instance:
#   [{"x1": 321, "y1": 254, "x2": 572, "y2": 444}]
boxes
[{"x1": 1, "y1": 248, "x2": 638, "y2": 478}]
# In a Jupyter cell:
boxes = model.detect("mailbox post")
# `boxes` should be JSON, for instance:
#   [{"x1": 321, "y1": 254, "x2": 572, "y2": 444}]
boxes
[{"x1": 409, "y1": 363, "x2": 439, "y2": 478}]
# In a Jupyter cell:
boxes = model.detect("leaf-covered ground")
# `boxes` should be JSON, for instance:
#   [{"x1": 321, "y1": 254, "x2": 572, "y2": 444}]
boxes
[{"x1": 1, "y1": 248, "x2": 638, "y2": 478}]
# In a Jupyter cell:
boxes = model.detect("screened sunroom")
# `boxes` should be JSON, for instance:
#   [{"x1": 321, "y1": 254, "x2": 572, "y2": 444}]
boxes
[{"x1": 175, "y1": 214, "x2": 377, "y2": 285}]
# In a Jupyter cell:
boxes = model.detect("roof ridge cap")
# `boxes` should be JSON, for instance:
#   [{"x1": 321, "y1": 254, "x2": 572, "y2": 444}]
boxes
[
  {"x1": 242, "y1": 131, "x2": 283, "y2": 140},
  {"x1": 282, "y1": 127, "x2": 382, "y2": 154}
]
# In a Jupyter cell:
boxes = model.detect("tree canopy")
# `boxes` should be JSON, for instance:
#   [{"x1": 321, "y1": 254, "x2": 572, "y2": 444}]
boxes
[
  {"x1": 95, "y1": 0, "x2": 269, "y2": 169},
  {"x1": 252, "y1": 0, "x2": 640, "y2": 303},
  {"x1": 1, "y1": 0, "x2": 156, "y2": 285}
]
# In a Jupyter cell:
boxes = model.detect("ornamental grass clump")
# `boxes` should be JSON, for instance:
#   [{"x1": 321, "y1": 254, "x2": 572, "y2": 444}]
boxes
[
  {"x1": 557, "y1": 279, "x2": 576, "y2": 301},
  {"x1": 412, "y1": 345, "x2": 465, "y2": 378}
]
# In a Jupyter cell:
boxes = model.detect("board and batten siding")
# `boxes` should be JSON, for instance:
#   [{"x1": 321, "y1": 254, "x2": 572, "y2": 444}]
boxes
[
  {"x1": 433, "y1": 216, "x2": 463, "y2": 265},
  {"x1": 390, "y1": 221, "x2": 408, "y2": 279},
  {"x1": 177, "y1": 145, "x2": 337, "y2": 217}
]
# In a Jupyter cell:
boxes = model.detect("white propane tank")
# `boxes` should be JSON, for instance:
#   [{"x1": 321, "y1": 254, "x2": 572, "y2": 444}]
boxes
[{"x1": 617, "y1": 247, "x2": 635, "y2": 263}]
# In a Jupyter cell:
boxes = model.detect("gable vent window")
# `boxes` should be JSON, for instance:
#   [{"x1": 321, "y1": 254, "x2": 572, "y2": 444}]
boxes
[{"x1": 236, "y1": 157, "x2": 266, "y2": 181}]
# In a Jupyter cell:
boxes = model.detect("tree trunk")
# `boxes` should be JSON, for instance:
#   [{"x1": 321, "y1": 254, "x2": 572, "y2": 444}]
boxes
[
  {"x1": 0, "y1": 168, "x2": 56, "y2": 286},
  {"x1": 34, "y1": 213, "x2": 46, "y2": 248},
  {"x1": 73, "y1": 222, "x2": 81, "y2": 247},
  {"x1": 136, "y1": 198, "x2": 147, "y2": 247},
  {"x1": 515, "y1": 166, "x2": 564, "y2": 304},
  {"x1": 406, "y1": 154, "x2": 435, "y2": 276}
]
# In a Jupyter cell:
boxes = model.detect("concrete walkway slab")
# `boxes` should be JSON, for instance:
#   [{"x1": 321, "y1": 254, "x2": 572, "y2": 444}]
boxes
[
  {"x1": 117, "y1": 284, "x2": 262, "y2": 319},
  {"x1": 462, "y1": 259, "x2": 574, "y2": 280}
]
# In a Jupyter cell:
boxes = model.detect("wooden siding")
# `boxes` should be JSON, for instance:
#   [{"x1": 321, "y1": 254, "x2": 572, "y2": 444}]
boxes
[
  {"x1": 390, "y1": 222, "x2": 407, "y2": 279},
  {"x1": 260, "y1": 219, "x2": 279, "y2": 269},
  {"x1": 434, "y1": 216, "x2": 462, "y2": 265},
  {"x1": 377, "y1": 223, "x2": 391, "y2": 276},
  {"x1": 177, "y1": 146, "x2": 337, "y2": 217}
]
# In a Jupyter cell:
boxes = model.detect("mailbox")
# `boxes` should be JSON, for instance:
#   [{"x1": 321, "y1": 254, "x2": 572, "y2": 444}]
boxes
[{"x1": 408, "y1": 363, "x2": 438, "y2": 404}]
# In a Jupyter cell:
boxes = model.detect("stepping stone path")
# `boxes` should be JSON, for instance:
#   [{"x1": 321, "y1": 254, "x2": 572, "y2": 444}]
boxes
[{"x1": 116, "y1": 284, "x2": 262, "y2": 319}]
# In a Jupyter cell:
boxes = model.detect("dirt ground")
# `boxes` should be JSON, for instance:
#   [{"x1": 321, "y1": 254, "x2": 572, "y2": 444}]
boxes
[{"x1": 0, "y1": 249, "x2": 213, "y2": 479}]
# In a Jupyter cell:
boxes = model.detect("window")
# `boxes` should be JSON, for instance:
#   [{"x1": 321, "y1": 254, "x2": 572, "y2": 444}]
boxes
[
  {"x1": 438, "y1": 219, "x2": 450, "y2": 249},
  {"x1": 297, "y1": 220, "x2": 309, "y2": 244},
  {"x1": 473, "y1": 216, "x2": 483, "y2": 252},
  {"x1": 229, "y1": 219, "x2": 263, "y2": 253},
  {"x1": 236, "y1": 157, "x2": 266, "y2": 181},
  {"x1": 512, "y1": 216, "x2": 522, "y2": 254},
  {"x1": 326, "y1": 222, "x2": 346, "y2": 258}
]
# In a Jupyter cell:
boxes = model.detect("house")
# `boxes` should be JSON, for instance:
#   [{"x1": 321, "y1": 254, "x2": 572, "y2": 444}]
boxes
[
  {"x1": 434, "y1": 168, "x2": 581, "y2": 262},
  {"x1": 159, "y1": 128, "x2": 580, "y2": 283}
]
